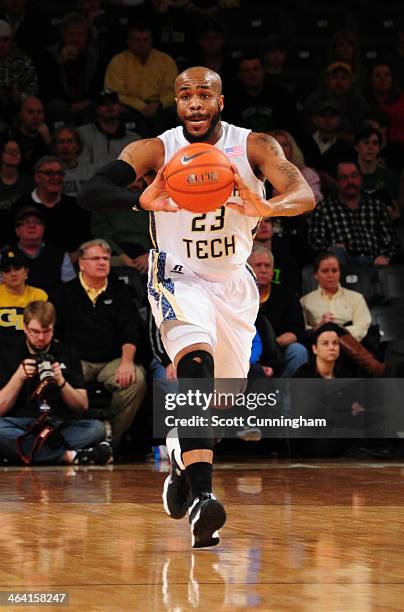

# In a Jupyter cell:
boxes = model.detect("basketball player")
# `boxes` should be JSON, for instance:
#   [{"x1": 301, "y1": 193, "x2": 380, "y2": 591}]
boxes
[{"x1": 79, "y1": 67, "x2": 315, "y2": 548}]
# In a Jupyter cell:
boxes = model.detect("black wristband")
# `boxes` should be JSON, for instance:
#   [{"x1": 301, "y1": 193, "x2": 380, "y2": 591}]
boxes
[{"x1": 59, "y1": 380, "x2": 67, "y2": 390}]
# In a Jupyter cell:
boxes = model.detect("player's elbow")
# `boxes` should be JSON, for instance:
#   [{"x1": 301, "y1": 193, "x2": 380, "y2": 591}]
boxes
[
  {"x1": 78, "y1": 174, "x2": 105, "y2": 211},
  {"x1": 78, "y1": 160, "x2": 137, "y2": 212}
]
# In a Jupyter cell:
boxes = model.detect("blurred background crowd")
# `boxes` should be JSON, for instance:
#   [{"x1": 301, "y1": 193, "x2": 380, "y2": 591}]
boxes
[{"x1": 1, "y1": 0, "x2": 404, "y2": 463}]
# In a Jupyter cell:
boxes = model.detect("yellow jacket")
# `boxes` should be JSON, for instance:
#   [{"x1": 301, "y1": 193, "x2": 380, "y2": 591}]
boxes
[{"x1": 105, "y1": 49, "x2": 177, "y2": 112}]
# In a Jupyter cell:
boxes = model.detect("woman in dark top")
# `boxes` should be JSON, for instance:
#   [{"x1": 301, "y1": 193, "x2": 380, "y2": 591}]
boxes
[
  {"x1": 294, "y1": 323, "x2": 349, "y2": 378},
  {"x1": 293, "y1": 324, "x2": 364, "y2": 456}
]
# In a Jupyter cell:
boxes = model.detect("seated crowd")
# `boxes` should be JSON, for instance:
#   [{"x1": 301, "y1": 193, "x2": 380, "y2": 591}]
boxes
[{"x1": 1, "y1": 0, "x2": 404, "y2": 463}]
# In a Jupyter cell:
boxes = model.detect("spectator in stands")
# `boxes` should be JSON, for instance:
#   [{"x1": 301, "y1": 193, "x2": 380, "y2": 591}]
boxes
[
  {"x1": 300, "y1": 251, "x2": 372, "y2": 342},
  {"x1": 104, "y1": 21, "x2": 178, "y2": 136},
  {"x1": 294, "y1": 323, "x2": 349, "y2": 378},
  {"x1": 293, "y1": 323, "x2": 366, "y2": 457},
  {"x1": 388, "y1": 18, "x2": 404, "y2": 91},
  {"x1": 136, "y1": 0, "x2": 189, "y2": 70},
  {"x1": 78, "y1": 89, "x2": 141, "y2": 169},
  {"x1": 51, "y1": 126, "x2": 94, "y2": 197},
  {"x1": 363, "y1": 61, "x2": 404, "y2": 171},
  {"x1": 355, "y1": 127, "x2": 400, "y2": 220},
  {"x1": 326, "y1": 28, "x2": 365, "y2": 90},
  {"x1": 271, "y1": 129, "x2": 323, "y2": 204},
  {"x1": 12, "y1": 155, "x2": 91, "y2": 262},
  {"x1": 308, "y1": 160, "x2": 397, "y2": 267},
  {"x1": 0, "y1": 300, "x2": 111, "y2": 465},
  {"x1": 0, "y1": 250, "x2": 47, "y2": 337},
  {"x1": 305, "y1": 61, "x2": 368, "y2": 142},
  {"x1": 12, "y1": 96, "x2": 51, "y2": 173},
  {"x1": 253, "y1": 217, "x2": 302, "y2": 295},
  {"x1": 77, "y1": 0, "x2": 123, "y2": 61},
  {"x1": 365, "y1": 110, "x2": 397, "y2": 171},
  {"x1": 0, "y1": 19, "x2": 39, "y2": 121},
  {"x1": 0, "y1": 0, "x2": 52, "y2": 61},
  {"x1": 300, "y1": 252, "x2": 385, "y2": 377},
  {"x1": 2, "y1": 206, "x2": 76, "y2": 293},
  {"x1": 263, "y1": 36, "x2": 300, "y2": 102},
  {"x1": 188, "y1": 21, "x2": 234, "y2": 93},
  {"x1": 301, "y1": 100, "x2": 355, "y2": 182},
  {"x1": 38, "y1": 12, "x2": 105, "y2": 126},
  {"x1": 0, "y1": 139, "x2": 34, "y2": 247},
  {"x1": 248, "y1": 245, "x2": 308, "y2": 377},
  {"x1": 50, "y1": 239, "x2": 147, "y2": 450},
  {"x1": 224, "y1": 52, "x2": 298, "y2": 133}
]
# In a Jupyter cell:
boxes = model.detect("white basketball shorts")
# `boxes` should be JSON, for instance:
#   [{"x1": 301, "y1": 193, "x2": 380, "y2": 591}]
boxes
[{"x1": 147, "y1": 250, "x2": 259, "y2": 378}]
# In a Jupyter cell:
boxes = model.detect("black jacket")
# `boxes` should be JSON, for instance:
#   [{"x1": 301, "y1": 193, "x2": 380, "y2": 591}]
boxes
[
  {"x1": 259, "y1": 283, "x2": 306, "y2": 343},
  {"x1": 50, "y1": 276, "x2": 142, "y2": 362}
]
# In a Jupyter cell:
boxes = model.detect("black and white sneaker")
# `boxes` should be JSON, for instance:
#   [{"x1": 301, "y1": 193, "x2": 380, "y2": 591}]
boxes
[
  {"x1": 162, "y1": 431, "x2": 190, "y2": 519},
  {"x1": 189, "y1": 493, "x2": 226, "y2": 548},
  {"x1": 73, "y1": 441, "x2": 113, "y2": 465}
]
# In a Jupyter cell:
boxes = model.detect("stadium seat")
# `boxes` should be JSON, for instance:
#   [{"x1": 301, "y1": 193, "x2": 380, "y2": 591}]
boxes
[
  {"x1": 374, "y1": 313, "x2": 404, "y2": 344},
  {"x1": 370, "y1": 300, "x2": 404, "y2": 325},
  {"x1": 377, "y1": 266, "x2": 404, "y2": 302},
  {"x1": 340, "y1": 265, "x2": 376, "y2": 304}
]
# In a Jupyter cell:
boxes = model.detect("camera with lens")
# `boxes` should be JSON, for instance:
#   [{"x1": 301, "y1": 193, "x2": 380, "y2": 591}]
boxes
[
  {"x1": 35, "y1": 352, "x2": 56, "y2": 383},
  {"x1": 31, "y1": 352, "x2": 59, "y2": 403}
]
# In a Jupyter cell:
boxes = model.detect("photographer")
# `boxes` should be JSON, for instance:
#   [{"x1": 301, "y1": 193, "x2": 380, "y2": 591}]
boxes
[{"x1": 0, "y1": 301, "x2": 111, "y2": 465}]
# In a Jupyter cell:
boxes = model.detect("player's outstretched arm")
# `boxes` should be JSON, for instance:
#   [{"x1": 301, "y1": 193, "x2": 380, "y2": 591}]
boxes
[
  {"x1": 77, "y1": 138, "x2": 169, "y2": 212},
  {"x1": 227, "y1": 133, "x2": 316, "y2": 218}
]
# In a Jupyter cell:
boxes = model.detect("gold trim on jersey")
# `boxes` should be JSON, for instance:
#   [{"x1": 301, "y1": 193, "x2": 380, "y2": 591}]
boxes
[
  {"x1": 150, "y1": 251, "x2": 187, "y2": 321},
  {"x1": 149, "y1": 212, "x2": 157, "y2": 248}
]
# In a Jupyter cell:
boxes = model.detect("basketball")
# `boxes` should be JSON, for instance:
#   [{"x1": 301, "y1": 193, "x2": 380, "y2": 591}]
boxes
[{"x1": 164, "y1": 143, "x2": 234, "y2": 213}]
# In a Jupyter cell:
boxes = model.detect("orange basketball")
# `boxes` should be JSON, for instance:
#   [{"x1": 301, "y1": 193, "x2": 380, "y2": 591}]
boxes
[{"x1": 164, "y1": 143, "x2": 234, "y2": 213}]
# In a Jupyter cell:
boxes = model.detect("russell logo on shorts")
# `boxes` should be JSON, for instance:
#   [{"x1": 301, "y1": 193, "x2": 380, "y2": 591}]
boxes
[{"x1": 170, "y1": 265, "x2": 184, "y2": 274}]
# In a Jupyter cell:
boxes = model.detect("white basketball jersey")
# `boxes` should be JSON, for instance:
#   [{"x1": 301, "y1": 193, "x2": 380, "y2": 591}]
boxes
[{"x1": 154, "y1": 122, "x2": 265, "y2": 281}]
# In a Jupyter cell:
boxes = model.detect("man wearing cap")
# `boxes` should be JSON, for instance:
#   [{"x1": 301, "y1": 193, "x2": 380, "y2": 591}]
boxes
[
  {"x1": 0, "y1": 18, "x2": 39, "y2": 121},
  {"x1": 78, "y1": 89, "x2": 141, "y2": 169},
  {"x1": 301, "y1": 99, "x2": 355, "y2": 178},
  {"x1": 1, "y1": 206, "x2": 76, "y2": 293},
  {"x1": 0, "y1": 250, "x2": 47, "y2": 337},
  {"x1": 305, "y1": 61, "x2": 368, "y2": 142}
]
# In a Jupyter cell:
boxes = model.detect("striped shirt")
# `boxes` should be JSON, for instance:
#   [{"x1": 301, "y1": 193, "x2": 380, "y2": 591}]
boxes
[{"x1": 308, "y1": 193, "x2": 397, "y2": 258}]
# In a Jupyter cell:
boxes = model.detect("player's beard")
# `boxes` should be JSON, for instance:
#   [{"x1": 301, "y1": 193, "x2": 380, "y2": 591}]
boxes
[{"x1": 179, "y1": 109, "x2": 222, "y2": 143}]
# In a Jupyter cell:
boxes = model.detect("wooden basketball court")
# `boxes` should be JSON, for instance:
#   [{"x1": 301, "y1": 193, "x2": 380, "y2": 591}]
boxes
[{"x1": 1, "y1": 459, "x2": 404, "y2": 611}]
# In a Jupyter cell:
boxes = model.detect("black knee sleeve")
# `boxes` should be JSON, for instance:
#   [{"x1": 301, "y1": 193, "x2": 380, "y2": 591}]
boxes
[
  {"x1": 179, "y1": 436, "x2": 214, "y2": 453},
  {"x1": 177, "y1": 350, "x2": 215, "y2": 453},
  {"x1": 177, "y1": 350, "x2": 214, "y2": 379}
]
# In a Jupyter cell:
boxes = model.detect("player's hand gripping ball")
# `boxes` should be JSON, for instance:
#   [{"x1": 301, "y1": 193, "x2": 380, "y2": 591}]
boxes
[{"x1": 164, "y1": 143, "x2": 234, "y2": 213}]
